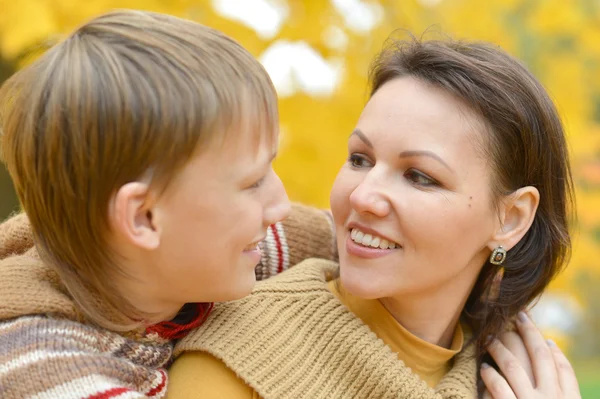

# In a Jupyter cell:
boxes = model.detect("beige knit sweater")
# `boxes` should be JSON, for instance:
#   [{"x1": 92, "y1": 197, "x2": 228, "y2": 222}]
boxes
[
  {"x1": 0, "y1": 204, "x2": 336, "y2": 398},
  {"x1": 175, "y1": 259, "x2": 478, "y2": 399}
]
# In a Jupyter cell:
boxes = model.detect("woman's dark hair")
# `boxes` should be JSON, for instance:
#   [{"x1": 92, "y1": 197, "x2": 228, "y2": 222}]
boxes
[{"x1": 369, "y1": 35, "x2": 574, "y2": 361}]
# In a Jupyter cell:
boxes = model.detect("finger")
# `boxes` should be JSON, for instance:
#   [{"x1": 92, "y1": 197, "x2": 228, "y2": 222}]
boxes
[
  {"x1": 515, "y1": 311, "x2": 558, "y2": 389},
  {"x1": 480, "y1": 363, "x2": 518, "y2": 399},
  {"x1": 499, "y1": 330, "x2": 534, "y2": 384},
  {"x1": 487, "y1": 338, "x2": 533, "y2": 398},
  {"x1": 547, "y1": 339, "x2": 582, "y2": 398},
  {"x1": 482, "y1": 388, "x2": 493, "y2": 399}
]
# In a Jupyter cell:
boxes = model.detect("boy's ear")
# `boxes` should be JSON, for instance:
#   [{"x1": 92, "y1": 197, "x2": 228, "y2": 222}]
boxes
[
  {"x1": 488, "y1": 186, "x2": 540, "y2": 252},
  {"x1": 110, "y1": 182, "x2": 160, "y2": 250}
]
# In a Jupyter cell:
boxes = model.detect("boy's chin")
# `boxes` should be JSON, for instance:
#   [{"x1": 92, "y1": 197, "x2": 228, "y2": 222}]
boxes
[{"x1": 220, "y1": 277, "x2": 257, "y2": 302}]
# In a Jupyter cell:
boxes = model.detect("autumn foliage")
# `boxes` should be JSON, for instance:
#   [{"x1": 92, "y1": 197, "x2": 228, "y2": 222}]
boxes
[{"x1": 0, "y1": 0, "x2": 598, "y2": 360}]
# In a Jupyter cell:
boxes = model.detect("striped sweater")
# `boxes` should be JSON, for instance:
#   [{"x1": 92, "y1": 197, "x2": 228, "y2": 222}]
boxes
[{"x1": 0, "y1": 204, "x2": 336, "y2": 399}]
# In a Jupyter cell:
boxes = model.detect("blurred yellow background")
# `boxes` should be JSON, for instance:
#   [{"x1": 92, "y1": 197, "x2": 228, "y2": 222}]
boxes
[{"x1": 0, "y1": 0, "x2": 598, "y2": 394}]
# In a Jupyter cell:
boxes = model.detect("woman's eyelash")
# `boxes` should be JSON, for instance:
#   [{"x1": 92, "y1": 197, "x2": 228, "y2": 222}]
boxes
[
  {"x1": 348, "y1": 155, "x2": 439, "y2": 187},
  {"x1": 348, "y1": 154, "x2": 372, "y2": 168},
  {"x1": 405, "y1": 169, "x2": 438, "y2": 186}
]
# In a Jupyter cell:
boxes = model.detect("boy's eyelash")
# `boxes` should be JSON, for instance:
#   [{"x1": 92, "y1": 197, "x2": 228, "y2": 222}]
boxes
[{"x1": 249, "y1": 177, "x2": 266, "y2": 189}]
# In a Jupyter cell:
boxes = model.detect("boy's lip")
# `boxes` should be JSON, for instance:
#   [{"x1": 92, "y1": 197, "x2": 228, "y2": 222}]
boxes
[{"x1": 346, "y1": 222, "x2": 400, "y2": 247}]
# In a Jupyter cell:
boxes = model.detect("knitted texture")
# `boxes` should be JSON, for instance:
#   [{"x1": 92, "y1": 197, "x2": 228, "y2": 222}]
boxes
[
  {"x1": 0, "y1": 211, "x2": 34, "y2": 259},
  {"x1": 0, "y1": 316, "x2": 172, "y2": 399},
  {"x1": 175, "y1": 260, "x2": 477, "y2": 399},
  {"x1": 255, "y1": 205, "x2": 336, "y2": 281},
  {"x1": 0, "y1": 203, "x2": 336, "y2": 398}
]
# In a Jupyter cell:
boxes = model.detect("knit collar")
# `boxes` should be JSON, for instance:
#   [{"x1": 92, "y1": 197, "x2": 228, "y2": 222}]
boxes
[
  {"x1": 146, "y1": 302, "x2": 213, "y2": 340},
  {"x1": 329, "y1": 280, "x2": 464, "y2": 387},
  {"x1": 176, "y1": 259, "x2": 477, "y2": 398}
]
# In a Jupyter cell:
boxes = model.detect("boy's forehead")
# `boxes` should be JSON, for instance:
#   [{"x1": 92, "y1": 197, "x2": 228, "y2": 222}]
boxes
[
  {"x1": 189, "y1": 128, "x2": 276, "y2": 175},
  {"x1": 195, "y1": 87, "x2": 279, "y2": 158},
  {"x1": 214, "y1": 116, "x2": 279, "y2": 153}
]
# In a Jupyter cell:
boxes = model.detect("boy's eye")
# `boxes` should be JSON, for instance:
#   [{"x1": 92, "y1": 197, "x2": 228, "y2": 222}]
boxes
[
  {"x1": 248, "y1": 176, "x2": 266, "y2": 189},
  {"x1": 405, "y1": 169, "x2": 437, "y2": 187},
  {"x1": 348, "y1": 154, "x2": 373, "y2": 168}
]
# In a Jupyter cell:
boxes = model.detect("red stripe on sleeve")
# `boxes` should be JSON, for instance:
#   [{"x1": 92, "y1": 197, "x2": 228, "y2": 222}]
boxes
[
  {"x1": 85, "y1": 387, "x2": 130, "y2": 399},
  {"x1": 270, "y1": 224, "x2": 284, "y2": 273},
  {"x1": 146, "y1": 369, "x2": 167, "y2": 397}
]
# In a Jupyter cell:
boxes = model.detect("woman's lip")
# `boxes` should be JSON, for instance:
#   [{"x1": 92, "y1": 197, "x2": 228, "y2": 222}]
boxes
[
  {"x1": 346, "y1": 222, "x2": 399, "y2": 247},
  {"x1": 345, "y1": 236, "x2": 398, "y2": 259}
]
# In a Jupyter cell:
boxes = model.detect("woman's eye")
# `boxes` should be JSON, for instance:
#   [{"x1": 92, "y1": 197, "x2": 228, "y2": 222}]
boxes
[
  {"x1": 348, "y1": 154, "x2": 372, "y2": 168},
  {"x1": 405, "y1": 169, "x2": 437, "y2": 187}
]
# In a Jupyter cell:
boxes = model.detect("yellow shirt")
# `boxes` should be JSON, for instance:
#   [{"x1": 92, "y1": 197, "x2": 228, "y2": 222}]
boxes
[{"x1": 166, "y1": 280, "x2": 463, "y2": 398}]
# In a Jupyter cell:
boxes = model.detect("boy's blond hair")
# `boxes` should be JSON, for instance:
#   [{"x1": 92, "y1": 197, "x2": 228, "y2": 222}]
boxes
[{"x1": 0, "y1": 9, "x2": 278, "y2": 329}]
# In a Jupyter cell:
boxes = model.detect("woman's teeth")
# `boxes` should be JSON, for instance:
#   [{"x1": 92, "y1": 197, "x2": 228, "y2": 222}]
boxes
[{"x1": 350, "y1": 228, "x2": 397, "y2": 249}]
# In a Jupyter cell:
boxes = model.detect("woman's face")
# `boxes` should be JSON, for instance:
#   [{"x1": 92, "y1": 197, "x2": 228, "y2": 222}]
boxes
[{"x1": 330, "y1": 76, "x2": 501, "y2": 300}]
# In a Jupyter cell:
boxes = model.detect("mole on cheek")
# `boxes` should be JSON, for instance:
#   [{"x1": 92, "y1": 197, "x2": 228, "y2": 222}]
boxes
[{"x1": 468, "y1": 196, "x2": 473, "y2": 208}]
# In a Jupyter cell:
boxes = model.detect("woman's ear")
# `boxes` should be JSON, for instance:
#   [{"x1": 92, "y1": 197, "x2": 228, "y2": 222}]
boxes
[
  {"x1": 488, "y1": 186, "x2": 540, "y2": 252},
  {"x1": 109, "y1": 182, "x2": 160, "y2": 250}
]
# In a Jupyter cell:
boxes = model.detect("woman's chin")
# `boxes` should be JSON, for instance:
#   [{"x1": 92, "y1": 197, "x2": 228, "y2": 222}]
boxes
[{"x1": 339, "y1": 267, "x2": 387, "y2": 300}]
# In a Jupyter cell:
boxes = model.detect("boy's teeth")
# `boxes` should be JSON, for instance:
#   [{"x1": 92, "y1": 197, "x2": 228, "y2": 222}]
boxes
[
  {"x1": 244, "y1": 242, "x2": 259, "y2": 251},
  {"x1": 350, "y1": 228, "x2": 398, "y2": 249}
]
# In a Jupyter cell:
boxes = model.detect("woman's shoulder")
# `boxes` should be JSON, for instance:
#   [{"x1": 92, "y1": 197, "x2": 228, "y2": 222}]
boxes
[
  {"x1": 167, "y1": 351, "x2": 257, "y2": 399},
  {"x1": 174, "y1": 258, "x2": 341, "y2": 357},
  {"x1": 255, "y1": 257, "x2": 339, "y2": 289}
]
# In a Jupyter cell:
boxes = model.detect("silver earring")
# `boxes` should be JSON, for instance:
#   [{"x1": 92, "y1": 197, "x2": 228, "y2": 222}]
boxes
[{"x1": 490, "y1": 246, "x2": 507, "y2": 265}]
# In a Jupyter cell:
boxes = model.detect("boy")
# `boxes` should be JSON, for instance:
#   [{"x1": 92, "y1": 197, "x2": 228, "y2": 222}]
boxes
[{"x1": 0, "y1": 9, "x2": 335, "y2": 398}]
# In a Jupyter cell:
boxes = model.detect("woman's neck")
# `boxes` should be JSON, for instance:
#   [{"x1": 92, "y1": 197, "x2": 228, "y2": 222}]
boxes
[
  {"x1": 378, "y1": 296, "x2": 460, "y2": 348},
  {"x1": 378, "y1": 274, "x2": 477, "y2": 349}
]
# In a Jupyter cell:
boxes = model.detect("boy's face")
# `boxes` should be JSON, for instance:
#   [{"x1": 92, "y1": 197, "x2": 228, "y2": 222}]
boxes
[{"x1": 143, "y1": 126, "x2": 290, "y2": 309}]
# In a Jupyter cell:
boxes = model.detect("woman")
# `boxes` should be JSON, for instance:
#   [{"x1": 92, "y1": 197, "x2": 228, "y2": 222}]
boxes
[{"x1": 167, "y1": 37, "x2": 580, "y2": 398}]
